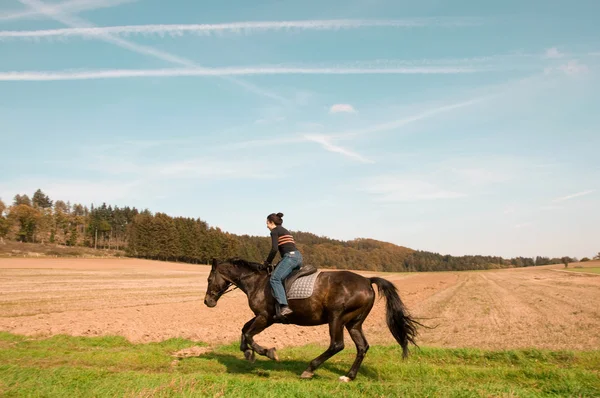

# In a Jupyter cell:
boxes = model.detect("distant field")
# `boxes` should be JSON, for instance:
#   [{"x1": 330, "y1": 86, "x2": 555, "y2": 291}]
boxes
[
  {"x1": 1, "y1": 333, "x2": 598, "y2": 397},
  {"x1": 0, "y1": 241, "x2": 125, "y2": 258},
  {"x1": 565, "y1": 267, "x2": 600, "y2": 274}
]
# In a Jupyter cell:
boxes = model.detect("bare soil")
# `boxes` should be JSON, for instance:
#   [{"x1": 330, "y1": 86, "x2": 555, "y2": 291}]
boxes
[{"x1": 1, "y1": 258, "x2": 599, "y2": 350}]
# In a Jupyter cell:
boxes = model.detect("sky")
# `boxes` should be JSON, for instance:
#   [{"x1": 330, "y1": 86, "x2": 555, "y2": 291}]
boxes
[{"x1": 0, "y1": 0, "x2": 599, "y2": 259}]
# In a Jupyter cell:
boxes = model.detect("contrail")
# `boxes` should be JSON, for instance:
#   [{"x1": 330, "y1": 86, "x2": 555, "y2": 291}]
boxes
[
  {"x1": 0, "y1": 18, "x2": 482, "y2": 39},
  {"x1": 0, "y1": 0, "x2": 137, "y2": 22},
  {"x1": 15, "y1": 0, "x2": 286, "y2": 102},
  {"x1": 552, "y1": 190, "x2": 596, "y2": 203},
  {"x1": 0, "y1": 66, "x2": 487, "y2": 81}
]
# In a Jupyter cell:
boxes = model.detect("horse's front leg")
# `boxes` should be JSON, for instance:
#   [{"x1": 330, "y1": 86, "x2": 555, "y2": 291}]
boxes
[
  {"x1": 240, "y1": 316, "x2": 257, "y2": 362},
  {"x1": 243, "y1": 314, "x2": 278, "y2": 361}
]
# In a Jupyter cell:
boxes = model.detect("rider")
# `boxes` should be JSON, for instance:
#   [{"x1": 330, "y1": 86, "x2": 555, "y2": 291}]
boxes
[{"x1": 263, "y1": 212, "x2": 303, "y2": 317}]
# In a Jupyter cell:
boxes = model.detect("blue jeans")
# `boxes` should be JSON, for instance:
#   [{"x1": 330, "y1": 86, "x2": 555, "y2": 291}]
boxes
[{"x1": 270, "y1": 251, "x2": 303, "y2": 306}]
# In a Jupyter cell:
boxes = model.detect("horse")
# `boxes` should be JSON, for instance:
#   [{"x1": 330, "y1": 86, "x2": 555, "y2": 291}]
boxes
[{"x1": 203, "y1": 257, "x2": 422, "y2": 382}]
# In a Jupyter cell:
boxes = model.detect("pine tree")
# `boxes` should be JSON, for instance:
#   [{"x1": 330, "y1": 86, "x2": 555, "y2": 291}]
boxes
[
  {"x1": 32, "y1": 189, "x2": 53, "y2": 209},
  {"x1": 67, "y1": 226, "x2": 78, "y2": 247},
  {"x1": 13, "y1": 194, "x2": 32, "y2": 207},
  {"x1": 153, "y1": 213, "x2": 180, "y2": 261}
]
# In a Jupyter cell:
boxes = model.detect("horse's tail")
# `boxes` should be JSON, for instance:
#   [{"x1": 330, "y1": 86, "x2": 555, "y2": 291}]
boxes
[{"x1": 369, "y1": 277, "x2": 422, "y2": 358}]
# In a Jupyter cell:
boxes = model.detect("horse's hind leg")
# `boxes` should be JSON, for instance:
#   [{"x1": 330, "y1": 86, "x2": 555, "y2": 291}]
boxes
[
  {"x1": 341, "y1": 321, "x2": 370, "y2": 382},
  {"x1": 243, "y1": 315, "x2": 279, "y2": 362},
  {"x1": 301, "y1": 316, "x2": 345, "y2": 379}
]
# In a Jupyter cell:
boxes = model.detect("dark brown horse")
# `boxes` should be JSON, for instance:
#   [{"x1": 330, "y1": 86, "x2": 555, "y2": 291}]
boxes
[{"x1": 203, "y1": 258, "x2": 422, "y2": 381}]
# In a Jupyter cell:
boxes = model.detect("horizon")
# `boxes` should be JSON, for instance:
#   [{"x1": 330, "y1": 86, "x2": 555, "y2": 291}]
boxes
[
  {"x1": 1, "y1": 0, "x2": 598, "y2": 259},
  {"x1": 1, "y1": 189, "x2": 594, "y2": 261}
]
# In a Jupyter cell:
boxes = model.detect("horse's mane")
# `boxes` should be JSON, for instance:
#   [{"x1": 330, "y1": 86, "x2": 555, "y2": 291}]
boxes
[{"x1": 226, "y1": 257, "x2": 264, "y2": 272}]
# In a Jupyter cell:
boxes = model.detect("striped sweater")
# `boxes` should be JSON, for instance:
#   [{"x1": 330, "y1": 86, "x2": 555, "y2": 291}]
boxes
[{"x1": 265, "y1": 225, "x2": 297, "y2": 264}]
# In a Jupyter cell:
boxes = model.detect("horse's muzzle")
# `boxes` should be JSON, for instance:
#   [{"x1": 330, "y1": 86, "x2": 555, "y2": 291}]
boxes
[{"x1": 204, "y1": 298, "x2": 217, "y2": 307}]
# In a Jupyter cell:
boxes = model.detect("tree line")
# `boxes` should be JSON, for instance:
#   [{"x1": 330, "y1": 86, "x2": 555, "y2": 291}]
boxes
[
  {"x1": 0, "y1": 189, "x2": 592, "y2": 272},
  {"x1": 1, "y1": 190, "x2": 138, "y2": 250}
]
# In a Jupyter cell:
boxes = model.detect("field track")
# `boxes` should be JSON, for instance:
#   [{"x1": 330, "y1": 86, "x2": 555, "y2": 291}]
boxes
[{"x1": 1, "y1": 258, "x2": 599, "y2": 350}]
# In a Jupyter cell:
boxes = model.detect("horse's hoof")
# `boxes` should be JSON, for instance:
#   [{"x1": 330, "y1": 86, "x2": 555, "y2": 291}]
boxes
[
  {"x1": 244, "y1": 349, "x2": 256, "y2": 363},
  {"x1": 339, "y1": 376, "x2": 351, "y2": 383},
  {"x1": 267, "y1": 348, "x2": 279, "y2": 362},
  {"x1": 300, "y1": 371, "x2": 314, "y2": 379}
]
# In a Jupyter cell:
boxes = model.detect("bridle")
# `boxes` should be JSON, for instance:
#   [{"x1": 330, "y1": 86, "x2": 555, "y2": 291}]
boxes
[
  {"x1": 211, "y1": 268, "x2": 258, "y2": 299},
  {"x1": 216, "y1": 283, "x2": 238, "y2": 297}
]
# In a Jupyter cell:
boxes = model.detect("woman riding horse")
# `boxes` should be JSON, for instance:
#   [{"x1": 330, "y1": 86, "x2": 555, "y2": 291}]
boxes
[
  {"x1": 263, "y1": 212, "x2": 302, "y2": 318},
  {"x1": 204, "y1": 255, "x2": 423, "y2": 381}
]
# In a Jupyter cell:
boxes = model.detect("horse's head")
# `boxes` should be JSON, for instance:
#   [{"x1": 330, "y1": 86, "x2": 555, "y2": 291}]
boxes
[
  {"x1": 203, "y1": 258, "x2": 232, "y2": 308},
  {"x1": 203, "y1": 257, "x2": 264, "y2": 307}
]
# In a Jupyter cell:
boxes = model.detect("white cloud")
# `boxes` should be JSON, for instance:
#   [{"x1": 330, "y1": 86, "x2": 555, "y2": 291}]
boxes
[
  {"x1": 362, "y1": 176, "x2": 466, "y2": 202},
  {"x1": 329, "y1": 104, "x2": 356, "y2": 114},
  {"x1": 545, "y1": 47, "x2": 563, "y2": 59},
  {"x1": 545, "y1": 60, "x2": 591, "y2": 76},
  {"x1": 0, "y1": 65, "x2": 487, "y2": 82},
  {"x1": 227, "y1": 95, "x2": 493, "y2": 163},
  {"x1": 224, "y1": 96, "x2": 489, "y2": 158},
  {"x1": 551, "y1": 189, "x2": 596, "y2": 203},
  {"x1": 0, "y1": 0, "x2": 136, "y2": 21},
  {"x1": 16, "y1": 0, "x2": 286, "y2": 102},
  {"x1": 304, "y1": 134, "x2": 374, "y2": 164},
  {"x1": 558, "y1": 60, "x2": 590, "y2": 76},
  {"x1": 0, "y1": 17, "x2": 482, "y2": 38},
  {"x1": 334, "y1": 96, "x2": 490, "y2": 139}
]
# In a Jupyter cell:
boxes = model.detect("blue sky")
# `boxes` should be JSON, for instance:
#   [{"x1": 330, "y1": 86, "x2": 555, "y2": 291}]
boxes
[{"x1": 1, "y1": 0, "x2": 598, "y2": 259}]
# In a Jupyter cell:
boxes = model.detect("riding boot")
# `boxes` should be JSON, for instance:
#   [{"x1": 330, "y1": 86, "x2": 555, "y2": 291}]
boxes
[
  {"x1": 280, "y1": 305, "x2": 293, "y2": 317},
  {"x1": 273, "y1": 303, "x2": 291, "y2": 324}
]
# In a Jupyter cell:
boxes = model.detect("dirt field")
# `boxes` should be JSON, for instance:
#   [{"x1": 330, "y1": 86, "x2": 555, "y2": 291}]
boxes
[{"x1": 1, "y1": 258, "x2": 599, "y2": 351}]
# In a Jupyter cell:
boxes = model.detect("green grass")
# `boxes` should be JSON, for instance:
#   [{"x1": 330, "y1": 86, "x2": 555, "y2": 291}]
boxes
[
  {"x1": 0, "y1": 332, "x2": 599, "y2": 397},
  {"x1": 565, "y1": 267, "x2": 600, "y2": 274}
]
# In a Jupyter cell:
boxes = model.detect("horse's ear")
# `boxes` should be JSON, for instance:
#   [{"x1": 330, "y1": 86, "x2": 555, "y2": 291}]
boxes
[{"x1": 211, "y1": 258, "x2": 218, "y2": 269}]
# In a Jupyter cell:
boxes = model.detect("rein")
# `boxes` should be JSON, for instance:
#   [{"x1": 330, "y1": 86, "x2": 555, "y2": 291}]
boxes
[{"x1": 219, "y1": 284, "x2": 239, "y2": 296}]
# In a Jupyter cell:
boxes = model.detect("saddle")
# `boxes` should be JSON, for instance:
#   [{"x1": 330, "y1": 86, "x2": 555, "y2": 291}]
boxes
[
  {"x1": 284, "y1": 263, "x2": 318, "y2": 295},
  {"x1": 272, "y1": 263, "x2": 318, "y2": 323}
]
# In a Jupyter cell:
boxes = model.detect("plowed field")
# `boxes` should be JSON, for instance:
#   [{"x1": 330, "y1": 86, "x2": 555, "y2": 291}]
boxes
[{"x1": 1, "y1": 258, "x2": 599, "y2": 350}]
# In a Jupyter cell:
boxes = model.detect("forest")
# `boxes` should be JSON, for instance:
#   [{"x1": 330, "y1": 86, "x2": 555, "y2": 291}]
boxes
[{"x1": 0, "y1": 189, "x2": 582, "y2": 272}]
